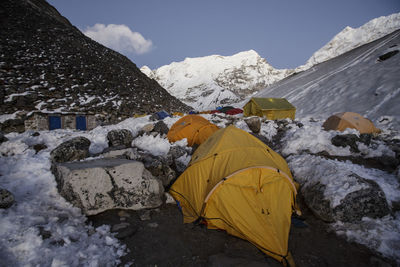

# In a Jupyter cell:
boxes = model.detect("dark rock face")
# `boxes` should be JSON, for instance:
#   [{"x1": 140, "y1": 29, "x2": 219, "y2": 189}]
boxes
[
  {"x1": 331, "y1": 134, "x2": 360, "y2": 153},
  {"x1": 50, "y1": 136, "x2": 91, "y2": 163},
  {"x1": 333, "y1": 175, "x2": 390, "y2": 222},
  {"x1": 0, "y1": 188, "x2": 15, "y2": 209},
  {"x1": 107, "y1": 129, "x2": 134, "y2": 148},
  {"x1": 302, "y1": 174, "x2": 390, "y2": 223},
  {"x1": 0, "y1": 0, "x2": 191, "y2": 125}
]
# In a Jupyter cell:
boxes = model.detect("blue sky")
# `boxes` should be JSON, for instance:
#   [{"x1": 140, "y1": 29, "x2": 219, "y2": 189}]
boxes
[{"x1": 48, "y1": 0, "x2": 400, "y2": 70}]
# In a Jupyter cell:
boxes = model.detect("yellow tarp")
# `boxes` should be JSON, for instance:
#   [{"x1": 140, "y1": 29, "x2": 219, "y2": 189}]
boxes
[
  {"x1": 169, "y1": 125, "x2": 297, "y2": 265},
  {"x1": 167, "y1": 115, "x2": 219, "y2": 146},
  {"x1": 243, "y1": 97, "x2": 296, "y2": 120},
  {"x1": 322, "y1": 112, "x2": 381, "y2": 134}
]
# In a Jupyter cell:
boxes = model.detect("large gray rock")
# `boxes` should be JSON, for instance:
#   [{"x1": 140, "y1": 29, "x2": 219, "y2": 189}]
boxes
[
  {"x1": 107, "y1": 129, "x2": 134, "y2": 148},
  {"x1": 245, "y1": 117, "x2": 261, "y2": 134},
  {"x1": 50, "y1": 137, "x2": 91, "y2": 163},
  {"x1": 303, "y1": 174, "x2": 390, "y2": 223},
  {"x1": 53, "y1": 158, "x2": 164, "y2": 215},
  {"x1": 0, "y1": 188, "x2": 15, "y2": 209}
]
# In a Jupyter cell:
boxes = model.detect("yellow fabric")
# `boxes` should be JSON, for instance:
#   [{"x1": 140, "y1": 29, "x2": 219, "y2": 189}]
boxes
[
  {"x1": 169, "y1": 125, "x2": 297, "y2": 264},
  {"x1": 323, "y1": 112, "x2": 381, "y2": 134},
  {"x1": 167, "y1": 115, "x2": 219, "y2": 146},
  {"x1": 172, "y1": 112, "x2": 184, "y2": 117},
  {"x1": 243, "y1": 98, "x2": 296, "y2": 120}
]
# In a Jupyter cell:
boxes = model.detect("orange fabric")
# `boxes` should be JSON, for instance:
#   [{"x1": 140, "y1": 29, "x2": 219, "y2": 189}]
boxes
[
  {"x1": 167, "y1": 115, "x2": 219, "y2": 146},
  {"x1": 323, "y1": 112, "x2": 381, "y2": 134}
]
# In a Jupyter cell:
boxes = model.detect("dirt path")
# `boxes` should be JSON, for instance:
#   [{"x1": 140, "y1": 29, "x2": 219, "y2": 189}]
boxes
[{"x1": 89, "y1": 198, "x2": 394, "y2": 267}]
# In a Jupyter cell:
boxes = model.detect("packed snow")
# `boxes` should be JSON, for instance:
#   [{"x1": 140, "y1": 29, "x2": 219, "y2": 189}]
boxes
[{"x1": 1, "y1": 114, "x2": 399, "y2": 265}]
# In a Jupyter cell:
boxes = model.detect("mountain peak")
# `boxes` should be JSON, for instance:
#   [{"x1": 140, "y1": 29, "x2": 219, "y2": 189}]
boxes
[
  {"x1": 141, "y1": 50, "x2": 293, "y2": 110},
  {"x1": 298, "y1": 12, "x2": 400, "y2": 71}
]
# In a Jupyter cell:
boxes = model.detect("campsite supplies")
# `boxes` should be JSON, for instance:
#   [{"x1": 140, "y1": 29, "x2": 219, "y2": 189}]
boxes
[
  {"x1": 243, "y1": 97, "x2": 295, "y2": 120},
  {"x1": 169, "y1": 125, "x2": 297, "y2": 266},
  {"x1": 167, "y1": 115, "x2": 219, "y2": 146},
  {"x1": 323, "y1": 112, "x2": 381, "y2": 134}
]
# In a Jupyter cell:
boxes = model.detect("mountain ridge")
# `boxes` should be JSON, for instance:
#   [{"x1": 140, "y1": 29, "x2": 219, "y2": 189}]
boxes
[{"x1": 141, "y1": 12, "x2": 400, "y2": 111}]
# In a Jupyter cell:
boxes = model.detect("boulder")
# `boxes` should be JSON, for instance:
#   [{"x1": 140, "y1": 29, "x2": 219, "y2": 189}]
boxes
[
  {"x1": 0, "y1": 188, "x2": 15, "y2": 209},
  {"x1": 137, "y1": 153, "x2": 176, "y2": 186},
  {"x1": 139, "y1": 123, "x2": 154, "y2": 135},
  {"x1": 245, "y1": 117, "x2": 261, "y2": 134},
  {"x1": 101, "y1": 147, "x2": 139, "y2": 160},
  {"x1": 0, "y1": 131, "x2": 8, "y2": 144},
  {"x1": 50, "y1": 137, "x2": 91, "y2": 163},
  {"x1": 53, "y1": 158, "x2": 164, "y2": 215},
  {"x1": 153, "y1": 121, "x2": 169, "y2": 136},
  {"x1": 331, "y1": 133, "x2": 374, "y2": 153},
  {"x1": 302, "y1": 173, "x2": 390, "y2": 223},
  {"x1": 33, "y1": 143, "x2": 47, "y2": 154},
  {"x1": 107, "y1": 129, "x2": 134, "y2": 147}
]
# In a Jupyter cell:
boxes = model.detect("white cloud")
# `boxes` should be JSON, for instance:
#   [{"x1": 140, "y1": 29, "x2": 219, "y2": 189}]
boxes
[{"x1": 83, "y1": 23, "x2": 153, "y2": 55}]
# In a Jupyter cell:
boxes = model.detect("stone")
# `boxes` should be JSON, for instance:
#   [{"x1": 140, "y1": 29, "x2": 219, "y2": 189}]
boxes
[
  {"x1": 302, "y1": 174, "x2": 390, "y2": 223},
  {"x1": 101, "y1": 147, "x2": 139, "y2": 160},
  {"x1": 50, "y1": 136, "x2": 91, "y2": 163},
  {"x1": 33, "y1": 143, "x2": 47, "y2": 154},
  {"x1": 53, "y1": 158, "x2": 164, "y2": 215},
  {"x1": 140, "y1": 123, "x2": 154, "y2": 134},
  {"x1": 107, "y1": 129, "x2": 134, "y2": 148},
  {"x1": 245, "y1": 117, "x2": 261, "y2": 134},
  {"x1": 331, "y1": 134, "x2": 359, "y2": 153},
  {"x1": 153, "y1": 121, "x2": 169, "y2": 136},
  {"x1": 0, "y1": 188, "x2": 15, "y2": 209},
  {"x1": 0, "y1": 131, "x2": 8, "y2": 144}
]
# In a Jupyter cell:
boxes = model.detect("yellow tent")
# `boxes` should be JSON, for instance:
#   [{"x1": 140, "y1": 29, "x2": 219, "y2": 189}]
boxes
[
  {"x1": 243, "y1": 97, "x2": 296, "y2": 120},
  {"x1": 167, "y1": 115, "x2": 219, "y2": 146},
  {"x1": 169, "y1": 125, "x2": 297, "y2": 266},
  {"x1": 322, "y1": 112, "x2": 381, "y2": 134}
]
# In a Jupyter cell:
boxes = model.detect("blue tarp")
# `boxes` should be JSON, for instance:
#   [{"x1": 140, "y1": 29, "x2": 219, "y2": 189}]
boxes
[{"x1": 156, "y1": 110, "x2": 170, "y2": 120}]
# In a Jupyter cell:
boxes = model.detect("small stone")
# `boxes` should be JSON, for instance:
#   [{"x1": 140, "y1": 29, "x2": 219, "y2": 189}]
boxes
[
  {"x1": 139, "y1": 210, "x2": 151, "y2": 221},
  {"x1": 0, "y1": 188, "x2": 15, "y2": 209}
]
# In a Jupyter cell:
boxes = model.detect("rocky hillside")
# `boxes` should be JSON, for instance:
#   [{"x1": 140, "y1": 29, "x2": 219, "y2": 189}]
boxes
[
  {"x1": 141, "y1": 50, "x2": 294, "y2": 110},
  {"x1": 0, "y1": 0, "x2": 190, "y2": 126}
]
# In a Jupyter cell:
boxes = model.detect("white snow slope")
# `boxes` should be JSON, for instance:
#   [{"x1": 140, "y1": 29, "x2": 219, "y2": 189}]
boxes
[
  {"x1": 253, "y1": 28, "x2": 400, "y2": 130},
  {"x1": 141, "y1": 50, "x2": 293, "y2": 110},
  {"x1": 298, "y1": 13, "x2": 400, "y2": 71}
]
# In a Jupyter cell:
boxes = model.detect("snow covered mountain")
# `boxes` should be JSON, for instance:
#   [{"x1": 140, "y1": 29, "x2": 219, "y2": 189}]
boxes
[
  {"x1": 142, "y1": 13, "x2": 400, "y2": 112},
  {"x1": 141, "y1": 50, "x2": 294, "y2": 110},
  {"x1": 298, "y1": 13, "x2": 400, "y2": 71},
  {"x1": 253, "y1": 28, "x2": 400, "y2": 129}
]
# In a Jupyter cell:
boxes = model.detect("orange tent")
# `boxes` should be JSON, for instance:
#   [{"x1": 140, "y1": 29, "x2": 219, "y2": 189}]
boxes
[
  {"x1": 322, "y1": 112, "x2": 381, "y2": 134},
  {"x1": 167, "y1": 115, "x2": 219, "y2": 146}
]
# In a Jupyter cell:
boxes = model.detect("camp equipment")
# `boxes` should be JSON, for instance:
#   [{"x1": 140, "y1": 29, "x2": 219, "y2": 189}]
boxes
[
  {"x1": 322, "y1": 112, "x2": 380, "y2": 134},
  {"x1": 243, "y1": 98, "x2": 295, "y2": 120},
  {"x1": 169, "y1": 125, "x2": 297, "y2": 265},
  {"x1": 167, "y1": 115, "x2": 219, "y2": 146}
]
